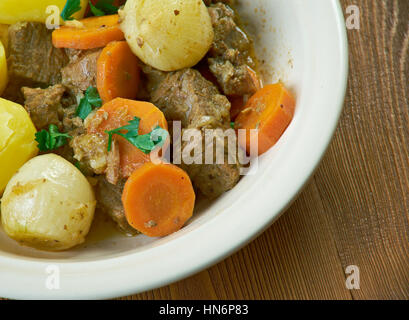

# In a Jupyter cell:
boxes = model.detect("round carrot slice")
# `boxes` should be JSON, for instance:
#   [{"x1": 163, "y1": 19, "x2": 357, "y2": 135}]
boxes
[
  {"x1": 52, "y1": 15, "x2": 124, "y2": 49},
  {"x1": 235, "y1": 83, "x2": 295, "y2": 155},
  {"x1": 122, "y1": 162, "x2": 195, "y2": 237},
  {"x1": 97, "y1": 41, "x2": 140, "y2": 103},
  {"x1": 88, "y1": 98, "x2": 169, "y2": 178}
]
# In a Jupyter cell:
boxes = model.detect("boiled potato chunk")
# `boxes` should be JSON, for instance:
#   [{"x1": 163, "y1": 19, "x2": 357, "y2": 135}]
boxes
[
  {"x1": 0, "y1": 98, "x2": 38, "y2": 194},
  {"x1": 0, "y1": 40, "x2": 7, "y2": 94},
  {"x1": 120, "y1": 0, "x2": 214, "y2": 71},
  {"x1": 0, "y1": 0, "x2": 87, "y2": 25},
  {"x1": 1, "y1": 154, "x2": 96, "y2": 251}
]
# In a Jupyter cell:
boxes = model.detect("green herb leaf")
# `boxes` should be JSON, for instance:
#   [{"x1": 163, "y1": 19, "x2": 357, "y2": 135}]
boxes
[
  {"x1": 106, "y1": 117, "x2": 168, "y2": 154},
  {"x1": 76, "y1": 86, "x2": 102, "y2": 120},
  {"x1": 89, "y1": 1, "x2": 105, "y2": 16},
  {"x1": 89, "y1": 0, "x2": 119, "y2": 17},
  {"x1": 85, "y1": 86, "x2": 102, "y2": 107},
  {"x1": 134, "y1": 134, "x2": 156, "y2": 154},
  {"x1": 98, "y1": 0, "x2": 119, "y2": 14},
  {"x1": 106, "y1": 117, "x2": 140, "y2": 152},
  {"x1": 61, "y1": 0, "x2": 82, "y2": 21},
  {"x1": 49, "y1": 125, "x2": 72, "y2": 149},
  {"x1": 35, "y1": 125, "x2": 72, "y2": 152},
  {"x1": 76, "y1": 99, "x2": 93, "y2": 120},
  {"x1": 34, "y1": 130, "x2": 49, "y2": 151},
  {"x1": 74, "y1": 161, "x2": 82, "y2": 170},
  {"x1": 230, "y1": 122, "x2": 235, "y2": 129}
]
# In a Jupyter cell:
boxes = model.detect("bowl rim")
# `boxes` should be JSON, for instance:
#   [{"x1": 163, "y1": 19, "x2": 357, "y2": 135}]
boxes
[{"x1": 0, "y1": 0, "x2": 349, "y2": 300}]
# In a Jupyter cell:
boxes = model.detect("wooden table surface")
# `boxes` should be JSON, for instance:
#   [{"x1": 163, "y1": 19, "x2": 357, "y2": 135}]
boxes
[{"x1": 122, "y1": 0, "x2": 409, "y2": 300}]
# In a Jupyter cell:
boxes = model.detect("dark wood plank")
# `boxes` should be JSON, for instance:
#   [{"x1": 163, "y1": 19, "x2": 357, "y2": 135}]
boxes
[{"x1": 315, "y1": 0, "x2": 409, "y2": 300}]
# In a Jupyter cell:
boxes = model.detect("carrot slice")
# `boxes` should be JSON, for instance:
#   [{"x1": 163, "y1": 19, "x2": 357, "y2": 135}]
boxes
[
  {"x1": 235, "y1": 83, "x2": 296, "y2": 155},
  {"x1": 97, "y1": 41, "x2": 140, "y2": 103},
  {"x1": 122, "y1": 162, "x2": 195, "y2": 237},
  {"x1": 88, "y1": 98, "x2": 168, "y2": 177},
  {"x1": 52, "y1": 15, "x2": 124, "y2": 49}
]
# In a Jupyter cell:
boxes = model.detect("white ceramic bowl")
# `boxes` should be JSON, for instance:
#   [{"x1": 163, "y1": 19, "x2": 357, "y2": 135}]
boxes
[{"x1": 0, "y1": 0, "x2": 348, "y2": 299}]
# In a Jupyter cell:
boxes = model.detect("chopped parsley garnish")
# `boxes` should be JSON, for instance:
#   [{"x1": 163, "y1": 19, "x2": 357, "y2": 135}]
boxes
[
  {"x1": 230, "y1": 122, "x2": 235, "y2": 129},
  {"x1": 61, "y1": 0, "x2": 82, "y2": 21},
  {"x1": 35, "y1": 125, "x2": 72, "y2": 152},
  {"x1": 89, "y1": 0, "x2": 119, "y2": 16},
  {"x1": 74, "y1": 161, "x2": 82, "y2": 170},
  {"x1": 106, "y1": 117, "x2": 169, "y2": 154},
  {"x1": 76, "y1": 86, "x2": 103, "y2": 120},
  {"x1": 89, "y1": 2, "x2": 105, "y2": 16}
]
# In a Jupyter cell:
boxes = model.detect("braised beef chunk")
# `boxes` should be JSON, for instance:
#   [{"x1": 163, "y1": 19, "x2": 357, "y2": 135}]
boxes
[
  {"x1": 22, "y1": 83, "x2": 83, "y2": 165},
  {"x1": 141, "y1": 64, "x2": 168, "y2": 95},
  {"x1": 105, "y1": 139, "x2": 120, "y2": 185},
  {"x1": 22, "y1": 84, "x2": 66, "y2": 130},
  {"x1": 179, "y1": 127, "x2": 241, "y2": 198},
  {"x1": 208, "y1": 3, "x2": 253, "y2": 68},
  {"x1": 62, "y1": 104, "x2": 85, "y2": 135},
  {"x1": 151, "y1": 68, "x2": 240, "y2": 198},
  {"x1": 187, "y1": 161, "x2": 240, "y2": 198},
  {"x1": 71, "y1": 132, "x2": 109, "y2": 175},
  {"x1": 62, "y1": 49, "x2": 102, "y2": 94},
  {"x1": 151, "y1": 68, "x2": 230, "y2": 129},
  {"x1": 209, "y1": 59, "x2": 259, "y2": 96},
  {"x1": 64, "y1": 48, "x2": 84, "y2": 63},
  {"x1": 95, "y1": 177, "x2": 138, "y2": 236},
  {"x1": 70, "y1": 110, "x2": 117, "y2": 181},
  {"x1": 4, "y1": 22, "x2": 68, "y2": 102},
  {"x1": 21, "y1": 84, "x2": 83, "y2": 134},
  {"x1": 208, "y1": 3, "x2": 259, "y2": 96}
]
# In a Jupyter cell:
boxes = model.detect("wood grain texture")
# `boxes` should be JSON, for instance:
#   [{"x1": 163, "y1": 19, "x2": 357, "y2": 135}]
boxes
[{"x1": 123, "y1": 0, "x2": 409, "y2": 300}]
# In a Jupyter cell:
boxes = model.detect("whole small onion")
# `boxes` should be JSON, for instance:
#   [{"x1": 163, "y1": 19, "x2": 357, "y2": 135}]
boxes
[
  {"x1": 119, "y1": 0, "x2": 214, "y2": 71},
  {"x1": 1, "y1": 154, "x2": 96, "y2": 251}
]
